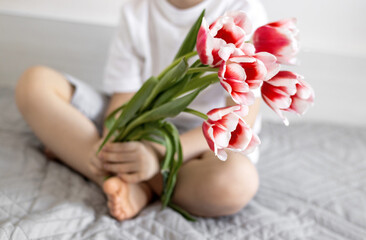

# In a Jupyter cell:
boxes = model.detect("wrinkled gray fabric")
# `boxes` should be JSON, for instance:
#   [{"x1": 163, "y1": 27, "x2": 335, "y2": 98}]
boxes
[{"x1": 0, "y1": 86, "x2": 365, "y2": 240}]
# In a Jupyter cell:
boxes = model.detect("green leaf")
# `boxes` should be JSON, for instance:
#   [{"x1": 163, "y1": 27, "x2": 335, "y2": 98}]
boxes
[
  {"x1": 104, "y1": 116, "x2": 116, "y2": 131},
  {"x1": 160, "y1": 130, "x2": 174, "y2": 191},
  {"x1": 142, "y1": 59, "x2": 188, "y2": 111},
  {"x1": 174, "y1": 10, "x2": 205, "y2": 60},
  {"x1": 153, "y1": 74, "x2": 191, "y2": 107},
  {"x1": 97, "y1": 76, "x2": 158, "y2": 152},
  {"x1": 121, "y1": 87, "x2": 203, "y2": 140},
  {"x1": 162, "y1": 174, "x2": 177, "y2": 208},
  {"x1": 161, "y1": 122, "x2": 183, "y2": 208},
  {"x1": 178, "y1": 73, "x2": 219, "y2": 97},
  {"x1": 153, "y1": 59, "x2": 204, "y2": 107},
  {"x1": 168, "y1": 202, "x2": 196, "y2": 221}
]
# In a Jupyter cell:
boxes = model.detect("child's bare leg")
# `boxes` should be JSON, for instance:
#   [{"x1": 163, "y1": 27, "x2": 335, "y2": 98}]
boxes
[
  {"x1": 148, "y1": 151, "x2": 259, "y2": 217},
  {"x1": 15, "y1": 66, "x2": 152, "y2": 220},
  {"x1": 16, "y1": 66, "x2": 105, "y2": 184}
]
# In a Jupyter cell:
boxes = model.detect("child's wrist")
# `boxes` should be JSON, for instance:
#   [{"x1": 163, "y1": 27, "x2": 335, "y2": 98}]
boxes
[{"x1": 142, "y1": 140, "x2": 166, "y2": 162}]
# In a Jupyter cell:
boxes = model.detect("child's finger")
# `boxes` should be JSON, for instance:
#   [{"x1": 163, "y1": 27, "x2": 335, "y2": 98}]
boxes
[
  {"x1": 103, "y1": 162, "x2": 138, "y2": 174},
  {"x1": 99, "y1": 151, "x2": 136, "y2": 163},
  {"x1": 103, "y1": 141, "x2": 141, "y2": 153},
  {"x1": 118, "y1": 173, "x2": 141, "y2": 184},
  {"x1": 90, "y1": 159, "x2": 108, "y2": 176}
]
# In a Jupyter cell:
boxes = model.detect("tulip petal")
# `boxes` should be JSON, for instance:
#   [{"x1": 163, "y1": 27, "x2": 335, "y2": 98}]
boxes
[
  {"x1": 254, "y1": 52, "x2": 280, "y2": 80},
  {"x1": 240, "y1": 42, "x2": 256, "y2": 56},
  {"x1": 228, "y1": 121, "x2": 252, "y2": 151},
  {"x1": 218, "y1": 43, "x2": 236, "y2": 62},
  {"x1": 223, "y1": 62, "x2": 247, "y2": 83},
  {"x1": 214, "y1": 20, "x2": 246, "y2": 47},
  {"x1": 239, "y1": 59, "x2": 267, "y2": 81},
  {"x1": 296, "y1": 78, "x2": 314, "y2": 99},
  {"x1": 246, "y1": 79, "x2": 263, "y2": 89},
  {"x1": 197, "y1": 18, "x2": 227, "y2": 66},
  {"x1": 267, "y1": 71, "x2": 300, "y2": 96},
  {"x1": 217, "y1": 149, "x2": 228, "y2": 161},
  {"x1": 233, "y1": 105, "x2": 249, "y2": 118},
  {"x1": 216, "y1": 114, "x2": 239, "y2": 132},
  {"x1": 253, "y1": 19, "x2": 299, "y2": 65},
  {"x1": 196, "y1": 19, "x2": 212, "y2": 65},
  {"x1": 232, "y1": 91, "x2": 255, "y2": 105},
  {"x1": 212, "y1": 124, "x2": 231, "y2": 149},
  {"x1": 287, "y1": 97, "x2": 312, "y2": 115},
  {"x1": 241, "y1": 133, "x2": 261, "y2": 155},
  {"x1": 202, "y1": 122, "x2": 215, "y2": 152},
  {"x1": 262, "y1": 82, "x2": 292, "y2": 109},
  {"x1": 222, "y1": 79, "x2": 250, "y2": 93},
  {"x1": 226, "y1": 11, "x2": 252, "y2": 35},
  {"x1": 262, "y1": 94, "x2": 289, "y2": 126}
]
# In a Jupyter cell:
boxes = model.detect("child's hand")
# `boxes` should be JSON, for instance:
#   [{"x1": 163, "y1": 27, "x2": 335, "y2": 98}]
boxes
[
  {"x1": 98, "y1": 141, "x2": 160, "y2": 183},
  {"x1": 89, "y1": 139, "x2": 110, "y2": 177}
]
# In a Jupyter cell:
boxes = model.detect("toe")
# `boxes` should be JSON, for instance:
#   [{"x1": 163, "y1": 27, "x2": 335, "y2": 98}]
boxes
[
  {"x1": 103, "y1": 177, "x2": 122, "y2": 197},
  {"x1": 115, "y1": 212, "x2": 125, "y2": 221}
]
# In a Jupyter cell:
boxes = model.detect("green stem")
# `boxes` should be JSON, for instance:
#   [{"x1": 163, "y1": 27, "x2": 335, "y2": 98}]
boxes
[
  {"x1": 168, "y1": 202, "x2": 196, "y2": 221},
  {"x1": 176, "y1": 73, "x2": 219, "y2": 97},
  {"x1": 184, "y1": 108, "x2": 208, "y2": 120},
  {"x1": 186, "y1": 67, "x2": 218, "y2": 74},
  {"x1": 158, "y1": 51, "x2": 198, "y2": 79}
]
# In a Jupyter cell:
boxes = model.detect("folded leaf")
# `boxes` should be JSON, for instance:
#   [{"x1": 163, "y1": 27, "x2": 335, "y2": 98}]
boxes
[
  {"x1": 122, "y1": 87, "x2": 203, "y2": 139},
  {"x1": 153, "y1": 60, "x2": 203, "y2": 107},
  {"x1": 142, "y1": 59, "x2": 188, "y2": 110},
  {"x1": 98, "y1": 76, "x2": 158, "y2": 152}
]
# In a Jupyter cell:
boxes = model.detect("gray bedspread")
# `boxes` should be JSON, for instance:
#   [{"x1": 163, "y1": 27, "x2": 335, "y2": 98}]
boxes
[{"x1": 1, "y1": 86, "x2": 366, "y2": 240}]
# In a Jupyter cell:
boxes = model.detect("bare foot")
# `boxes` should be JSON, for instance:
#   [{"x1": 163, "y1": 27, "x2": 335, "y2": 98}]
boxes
[{"x1": 103, "y1": 177, "x2": 153, "y2": 221}]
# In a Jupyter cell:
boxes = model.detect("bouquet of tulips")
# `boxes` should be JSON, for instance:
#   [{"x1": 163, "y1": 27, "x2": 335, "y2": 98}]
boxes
[{"x1": 98, "y1": 10, "x2": 314, "y2": 220}]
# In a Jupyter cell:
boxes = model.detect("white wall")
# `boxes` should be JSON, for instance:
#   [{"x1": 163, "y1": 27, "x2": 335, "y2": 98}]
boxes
[
  {"x1": 261, "y1": 0, "x2": 366, "y2": 58},
  {"x1": 1, "y1": 0, "x2": 365, "y2": 57},
  {"x1": 0, "y1": 0, "x2": 365, "y2": 125},
  {"x1": 0, "y1": 0, "x2": 125, "y2": 26}
]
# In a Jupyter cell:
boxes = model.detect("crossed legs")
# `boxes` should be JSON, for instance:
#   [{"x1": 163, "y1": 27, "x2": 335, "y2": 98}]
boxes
[{"x1": 15, "y1": 66, "x2": 259, "y2": 219}]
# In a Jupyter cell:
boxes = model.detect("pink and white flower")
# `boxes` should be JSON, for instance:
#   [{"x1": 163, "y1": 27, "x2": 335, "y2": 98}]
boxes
[
  {"x1": 202, "y1": 105, "x2": 260, "y2": 161},
  {"x1": 218, "y1": 51, "x2": 280, "y2": 105},
  {"x1": 288, "y1": 78, "x2": 315, "y2": 115},
  {"x1": 253, "y1": 18, "x2": 299, "y2": 65},
  {"x1": 209, "y1": 11, "x2": 252, "y2": 47},
  {"x1": 196, "y1": 11, "x2": 252, "y2": 66},
  {"x1": 261, "y1": 71, "x2": 314, "y2": 125}
]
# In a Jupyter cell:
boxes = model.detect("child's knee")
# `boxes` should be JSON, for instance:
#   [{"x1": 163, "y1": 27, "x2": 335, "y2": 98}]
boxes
[
  {"x1": 189, "y1": 154, "x2": 259, "y2": 217},
  {"x1": 213, "y1": 155, "x2": 259, "y2": 215},
  {"x1": 16, "y1": 66, "x2": 49, "y2": 104},
  {"x1": 15, "y1": 66, "x2": 66, "y2": 111}
]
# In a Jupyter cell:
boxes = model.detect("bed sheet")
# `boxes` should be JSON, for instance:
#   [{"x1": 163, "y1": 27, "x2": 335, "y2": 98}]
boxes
[{"x1": 0, "y1": 86, "x2": 365, "y2": 240}]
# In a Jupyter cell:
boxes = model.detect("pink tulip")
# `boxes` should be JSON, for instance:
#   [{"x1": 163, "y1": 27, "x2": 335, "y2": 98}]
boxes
[
  {"x1": 218, "y1": 51, "x2": 280, "y2": 105},
  {"x1": 253, "y1": 18, "x2": 299, "y2": 65},
  {"x1": 288, "y1": 78, "x2": 315, "y2": 115},
  {"x1": 197, "y1": 11, "x2": 252, "y2": 66},
  {"x1": 261, "y1": 71, "x2": 314, "y2": 125},
  {"x1": 209, "y1": 11, "x2": 252, "y2": 47},
  {"x1": 202, "y1": 105, "x2": 260, "y2": 161}
]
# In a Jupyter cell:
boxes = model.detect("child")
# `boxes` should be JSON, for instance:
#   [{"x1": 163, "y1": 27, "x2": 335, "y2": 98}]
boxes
[{"x1": 15, "y1": 0, "x2": 267, "y2": 221}]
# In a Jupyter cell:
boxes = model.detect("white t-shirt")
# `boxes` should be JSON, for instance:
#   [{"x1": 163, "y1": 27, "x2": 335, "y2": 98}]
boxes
[{"x1": 103, "y1": 0, "x2": 267, "y2": 162}]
